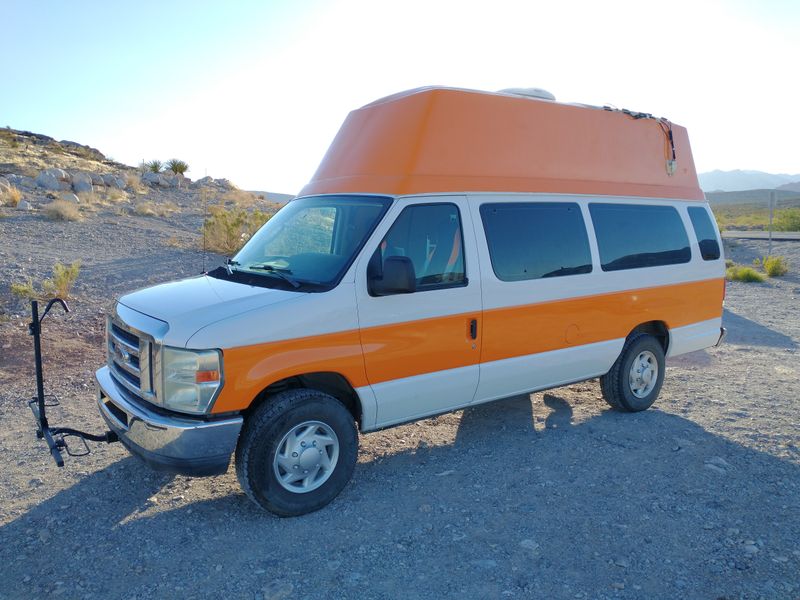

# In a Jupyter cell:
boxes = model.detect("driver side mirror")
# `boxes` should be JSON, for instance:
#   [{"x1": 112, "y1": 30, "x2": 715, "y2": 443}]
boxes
[{"x1": 368, "y1": 256, "x2": 417, "y2": 296}]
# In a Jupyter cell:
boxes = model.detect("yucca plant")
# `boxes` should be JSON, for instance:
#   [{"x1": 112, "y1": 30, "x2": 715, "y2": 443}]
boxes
[
  {"x1": 166, "y1": 158, "x2": 189, "y2": 175},
  {"x1": 145, "y1": 160, "x2": 163, "y2": 173}
]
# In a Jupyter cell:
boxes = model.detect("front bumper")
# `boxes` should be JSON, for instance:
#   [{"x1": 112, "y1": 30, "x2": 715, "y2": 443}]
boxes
[{"x1": 95, "y1": 366, "x2": 242, "y2": 476}]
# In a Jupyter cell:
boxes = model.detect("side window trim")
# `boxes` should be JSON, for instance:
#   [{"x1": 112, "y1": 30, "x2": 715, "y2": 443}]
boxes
[{"x1": 368, "y1": 201, "x2": 469, "y2": 296}]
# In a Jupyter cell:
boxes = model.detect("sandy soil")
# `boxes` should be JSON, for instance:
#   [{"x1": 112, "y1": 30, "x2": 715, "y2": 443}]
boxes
[{"x1": 0, "y1": 207, "x2": 798, "y2": 600}]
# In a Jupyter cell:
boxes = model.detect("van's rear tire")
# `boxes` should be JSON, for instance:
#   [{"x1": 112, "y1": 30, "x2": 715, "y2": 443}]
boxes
[
  {"x1": 235, "y1": 388, "x2": 358, "y2": 517},
  {"x1": 600, "y1": 333, "x2": 665, "y2": 412}
]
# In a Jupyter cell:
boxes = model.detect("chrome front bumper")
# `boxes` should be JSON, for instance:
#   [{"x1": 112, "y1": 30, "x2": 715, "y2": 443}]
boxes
[{"x1": 95, "y1": 366, "x2": 242, "y2": 476}]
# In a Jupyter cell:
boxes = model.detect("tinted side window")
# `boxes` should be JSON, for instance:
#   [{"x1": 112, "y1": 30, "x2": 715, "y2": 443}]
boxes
[
  {"x1": 590, "y1": 203, "x2": 690, "y2": 271},
  {"x1": 687, "y1": 206, "x2": 721, "y2": 261},
  {"x1": 372, "y1": 203, "x2": 465, "y2": 290},
  {"x1": 480, "y1": 202, "x2": 592, "y2": 281}
]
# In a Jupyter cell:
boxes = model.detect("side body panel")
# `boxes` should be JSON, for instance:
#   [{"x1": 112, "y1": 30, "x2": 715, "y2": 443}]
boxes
[{"x1": 353, "y1": 195, "x2": 483, "y2": 428}]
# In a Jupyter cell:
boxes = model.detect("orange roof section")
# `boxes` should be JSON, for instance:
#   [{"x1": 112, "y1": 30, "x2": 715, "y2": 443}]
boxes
[{"x1": 299, "y1": 87, "x2": 704, "y2": 201}]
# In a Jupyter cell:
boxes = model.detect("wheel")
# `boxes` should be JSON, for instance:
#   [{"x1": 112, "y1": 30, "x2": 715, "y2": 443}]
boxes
[
  {"x1": 235, "y1": 388, "x2": 358, "y2": 516},
  {"x1": 600, "y1": 333, "x2": 665, "y2": 412}
]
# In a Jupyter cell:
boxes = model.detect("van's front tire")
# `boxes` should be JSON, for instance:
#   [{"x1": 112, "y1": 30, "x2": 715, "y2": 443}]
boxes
[
  {"x1": 600, "y1": 333, "x2": 665, "y2": 412},
  {"x1": 235, "y1": 389, "x2": 358, "y2": 517}
]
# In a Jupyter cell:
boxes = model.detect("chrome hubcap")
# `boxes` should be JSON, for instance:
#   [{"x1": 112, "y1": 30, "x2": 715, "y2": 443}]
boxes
[
  {"x1": 628, "y1": 350, "x2": 658, "y2": 398},
  {"x1": 273, "y1": 421, "x2": 339, "y2": 493}
]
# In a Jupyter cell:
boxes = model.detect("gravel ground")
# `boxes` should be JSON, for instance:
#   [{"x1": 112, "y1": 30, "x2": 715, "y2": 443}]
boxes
[{"x1": 0, "y1": 208, "x2": 799, "y2": 600}]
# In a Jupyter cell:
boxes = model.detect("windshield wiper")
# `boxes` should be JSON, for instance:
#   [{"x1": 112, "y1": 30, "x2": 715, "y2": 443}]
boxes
[{"x1": 248, "y1": 264, "x2": 301, "y2": 289}]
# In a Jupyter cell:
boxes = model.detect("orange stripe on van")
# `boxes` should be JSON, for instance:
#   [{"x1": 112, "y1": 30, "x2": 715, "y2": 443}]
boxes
[
  {"x1": 211, "y1": 278, "x2": 723, "y2": 414},
  {"x1": 482, "y1": 278, "x2": 724, "y2": 363}
]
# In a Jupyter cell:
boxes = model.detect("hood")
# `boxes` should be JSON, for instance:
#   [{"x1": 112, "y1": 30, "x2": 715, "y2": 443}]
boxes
[{"x1": 118, "y1": 275, "x2": 299, "y2": 347}]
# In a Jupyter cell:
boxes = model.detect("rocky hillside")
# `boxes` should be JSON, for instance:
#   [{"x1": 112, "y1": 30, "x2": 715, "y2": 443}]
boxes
[{"x1": 0, "y1": 127, "x2": 289, "y2": 212}]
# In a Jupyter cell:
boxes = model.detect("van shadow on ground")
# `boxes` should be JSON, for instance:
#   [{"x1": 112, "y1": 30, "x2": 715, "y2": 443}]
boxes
[
  {"x1": 2, "y1": 392, "x2": 798, "y2": 599},
  {"x1": 722, "y1": 307, "x2": 797, "y2": 348}
]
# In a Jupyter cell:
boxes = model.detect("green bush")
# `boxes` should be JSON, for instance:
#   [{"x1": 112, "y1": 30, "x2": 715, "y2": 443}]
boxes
[
  {"x1": 726, "y1": 265, "x2": 765, "y2": 283},
  {"x1": 758, "y1": 255, "x2": 789, "y2": 277},
  {"x1": 166, "y1": 159, "x2": 189, "y2": 175},
  {"x1": 774, "y1": 208, "x2": 800, "y2": 232},
  {"x1": 202, "y1": 205, "x2": 271, "y2": 255},
  {"x1": 43, "y1": 261, "x2": 81, "y2": 298},
  {"x1": 145, "y1": 160, "x2": 163, "y2": 173}
]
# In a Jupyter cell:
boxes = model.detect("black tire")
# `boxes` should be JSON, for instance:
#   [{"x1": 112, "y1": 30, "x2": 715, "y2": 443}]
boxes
[
  {"x1": 600, "y1": 333, "x2": 665, "y2": 412},
  {"x1": 235, "y1": 388, "x2": 358, "y2": 517}
]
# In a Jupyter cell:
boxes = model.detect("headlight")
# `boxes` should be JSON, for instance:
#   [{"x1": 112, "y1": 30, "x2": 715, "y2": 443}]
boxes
[{"x1": 159, "y1": 347, "x2": 223, "y2": 414}]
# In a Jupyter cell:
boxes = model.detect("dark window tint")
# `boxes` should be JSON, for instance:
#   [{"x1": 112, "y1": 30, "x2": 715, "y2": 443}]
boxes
[
  {"x1": 687, "y1": 206, "x2": 721, "y2": 260},
  {"x1": 590, "y1": 203, "x2": 690, "y2": 271},
  {"x1": 372, "y1": 203, "x2": 465, "y2": 290},
  {"x1": 480, "y1": 202, "x2": 592, "y2": 281}
]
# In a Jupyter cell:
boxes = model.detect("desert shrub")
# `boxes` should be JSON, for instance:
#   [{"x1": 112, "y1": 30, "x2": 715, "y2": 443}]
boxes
[
  {"x1": 106, "y1": 188, "x2": 127, "y2": 202},
  {"x1": 42, "y1": 261, "x2": 81, "y2": 298},
  {"x1": 10, "y1": 279, "x2": 37, "y2": 300},
  {"x1": 755, "y1": 255, "x2": 789, "y2": 277},
  {"x1": 166, "y1": 158, "x2": 189, "y2": 175},
  {"x1": 145, "y1": 160, "x2": 163, "y2": 173},
  {"x1": 125, "y1": 172, "x2": 143, "y2": 192},
  {"x1": 726, "y1": 265, "x2": 765, "y2": 283},
  {"x1": 43, "y1": 200, "x2": 82, "y2": 221},
  {"x1": 774, "y1": 208, "x2": 800, "y2": 232},
  {"x1": 202, "y1": 205, "x2": 271, "y2": 254},
  {"x1": 133, "y1": 201, "x2": 176, "y2": 217},
  {"x1": 1, "y1": 185, "x2": 22, "y2": 207}
]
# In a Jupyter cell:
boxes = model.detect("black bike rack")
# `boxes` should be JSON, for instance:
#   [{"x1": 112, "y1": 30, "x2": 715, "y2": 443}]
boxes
[{"x1": 27, "y1": 299, "x2": 118, "y2": 467}]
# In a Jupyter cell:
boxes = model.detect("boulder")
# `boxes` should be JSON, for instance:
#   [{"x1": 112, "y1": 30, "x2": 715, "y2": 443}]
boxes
[
  {"x1": 71, "y1": 172, "x2": 94, "y2": 193},
  {"x1": 17, "y1": 199, "x2": 32, "y2": 210},
  {"x1": 6, "y1": 174, "x2": 35, "y2": 189},
  {"x1": 90, "y1": 172, "x2": 106, "y2": 185},
  {"x1": 58, "y1": 192, "x2": 80, "y2": 204},
  {"x1": 0, "y1": 176, "x2": 10, "y2": 192},
  {"x1": 191, "y1": 176, "x2": 213, "y2": 188},
  {"x1": 102, "y1": 173, "x2": 126, "y2": 189},
  {"x1": 36, "y1": 168, "x2": 70, "y2": 191}
]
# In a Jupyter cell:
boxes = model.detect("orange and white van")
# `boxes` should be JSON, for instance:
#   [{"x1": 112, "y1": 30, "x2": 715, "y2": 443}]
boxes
[{"x1": 96, "y1": 87, "x2": 725, "y2": 516}]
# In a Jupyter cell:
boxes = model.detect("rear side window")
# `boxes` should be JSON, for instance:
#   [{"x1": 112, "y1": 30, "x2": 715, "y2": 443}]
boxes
[
  {"x1": 590, "y1": 203, "x2": 690, "y2": 271},
  {"x1": 480, "y1": 202, "x2": 592, "y2": 281},
  {"x1": 687, "y1": 206, "x2": 721, "y2": 260},
  {"x1": 372, "y1": 203, "x2": 465, "y2": 290}
]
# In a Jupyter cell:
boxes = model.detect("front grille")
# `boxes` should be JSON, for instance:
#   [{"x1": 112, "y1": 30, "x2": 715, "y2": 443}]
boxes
[{"x1": 107, "y1": 317, "x2": 155, "y2": 403}]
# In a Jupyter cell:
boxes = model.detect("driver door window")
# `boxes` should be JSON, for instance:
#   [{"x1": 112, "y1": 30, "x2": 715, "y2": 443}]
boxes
[{"x1": 370, "y1": 203, "x2": 466, "y2": 291}]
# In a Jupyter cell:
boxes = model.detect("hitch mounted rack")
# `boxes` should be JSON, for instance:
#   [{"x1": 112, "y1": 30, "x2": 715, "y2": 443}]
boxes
[{"x1": 27, "y1": 299, "x2": 118, "y2": 467}]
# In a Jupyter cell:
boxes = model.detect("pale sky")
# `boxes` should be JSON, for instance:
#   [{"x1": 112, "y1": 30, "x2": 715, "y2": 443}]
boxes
[{"x1": 2, "y1": 0, "x2": 799, "y2": 194}]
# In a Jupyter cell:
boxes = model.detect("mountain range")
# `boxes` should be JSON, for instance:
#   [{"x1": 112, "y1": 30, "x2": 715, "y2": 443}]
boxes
[{"x1": 698, "y1": 170, "x2": 800, "y2": 192}]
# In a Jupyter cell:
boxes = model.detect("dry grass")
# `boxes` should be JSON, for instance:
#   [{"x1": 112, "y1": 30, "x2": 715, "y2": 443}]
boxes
[
  {"x1": 165, "y1": 235, "x2": 190, "y2": 249},
  {"x1": 42, "y1": 261, "x2": 81, "y2": 298},
  {"x1": 44, "y1": 200, "x2": 83, "y2": 221},
  {"x1": 133, "y1": 200, "x2": 177, "y2": 217},
  {"x1": 125, "y1": 172, "x2": 144, "y2": 194},
  {"x1": 221, "y1": 189, "x2": 258, "y2": 207},
  {"x1": 10, "y1": 279, "x2": 37, "y2": 300},
  {"x1": 1, "y1": 186, "x2": 22, "y2": 207},
  {"x1": 9, "y1": 261, "x2": 81, "y2": 301}
]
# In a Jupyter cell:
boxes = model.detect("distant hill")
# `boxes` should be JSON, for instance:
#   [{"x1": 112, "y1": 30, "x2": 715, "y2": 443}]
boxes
[
  {"x1": 699, "y1": 169, "x2": 800, "y2": 192},
  {"x1": 706, "y1": 189, "x2": 800, "y2": 206},
  {"x1": 248, "y1": 190, "x2": 294, "y2": 204},
  {"x1": 777, "y1": 181, "x2": 800, "y2": 192}
]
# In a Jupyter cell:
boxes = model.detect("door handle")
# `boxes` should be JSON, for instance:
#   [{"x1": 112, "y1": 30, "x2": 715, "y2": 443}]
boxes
[{"x1": 469, "y1": 319, "x2": 478, "y2": 340}]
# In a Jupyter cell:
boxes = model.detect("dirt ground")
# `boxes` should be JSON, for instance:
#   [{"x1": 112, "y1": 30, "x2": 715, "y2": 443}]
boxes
[{"x1": 0, "y1": 215, "x2": 798, "y2": 599}]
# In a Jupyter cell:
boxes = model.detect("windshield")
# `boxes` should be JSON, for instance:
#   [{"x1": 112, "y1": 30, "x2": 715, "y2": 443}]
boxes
[{"x1": 227, "y1": 195, "x2": 391, "y2": 290}]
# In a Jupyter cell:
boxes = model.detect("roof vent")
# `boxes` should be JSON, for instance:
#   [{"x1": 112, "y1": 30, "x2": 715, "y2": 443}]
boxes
[{"x1": 498, "y1": 88, "x2": 556, "y2": 101}]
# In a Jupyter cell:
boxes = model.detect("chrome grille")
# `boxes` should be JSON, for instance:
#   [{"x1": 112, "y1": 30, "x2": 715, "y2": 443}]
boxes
[{"x1": 107, "y1": 317, "x2": 155, "y2": 403}]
